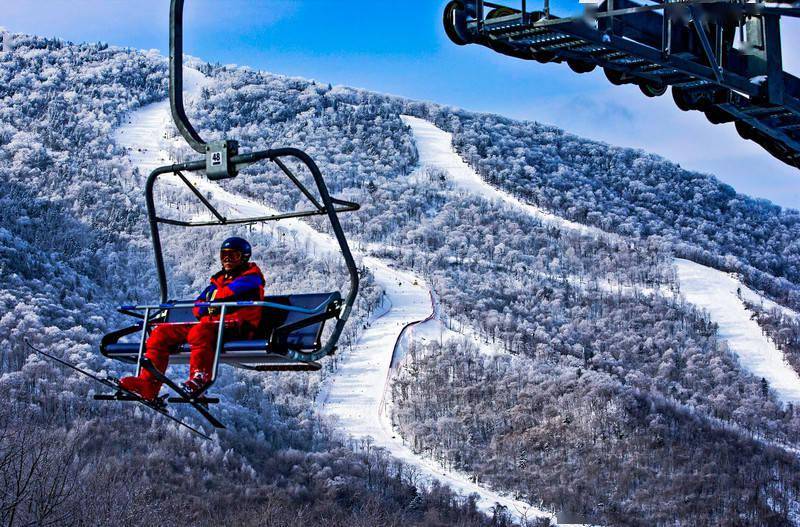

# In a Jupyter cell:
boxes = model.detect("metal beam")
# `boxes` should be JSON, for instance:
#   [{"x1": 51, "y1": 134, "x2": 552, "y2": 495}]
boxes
[
  {"x1": 688, "y1": 6, "x2": 723, "y2": 82},
  {"x1": 720, "y1": 103, "x2": 800, "y2": 151},
  {"x1": 174, "y1": 170, "x2": 227, "y2": 223},
  {"x1": 548, "y1": 19, "x2": 762, "y2": 96},
  {"x1": 764, "y1": 14, "x2": 785, "y2": 105}
]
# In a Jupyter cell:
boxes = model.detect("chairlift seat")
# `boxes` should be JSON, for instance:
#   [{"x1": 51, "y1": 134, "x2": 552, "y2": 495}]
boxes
[{"x1": 102, "y1": 292, "x2": 341, "y2": 371}]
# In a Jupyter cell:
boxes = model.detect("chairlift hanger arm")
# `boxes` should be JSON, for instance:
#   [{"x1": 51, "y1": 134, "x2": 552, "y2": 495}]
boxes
[
  {"x1": 170, "y1": 0, "x2": 240, "y2": 180},
  {"x1": 170, "y1": 0, "x2": 206, "y2": 154}
]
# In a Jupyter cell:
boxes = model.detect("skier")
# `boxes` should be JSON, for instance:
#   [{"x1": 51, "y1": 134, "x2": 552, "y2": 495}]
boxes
[{"x1": 120, "y1": 237, "x2": 265, "y2": 400}]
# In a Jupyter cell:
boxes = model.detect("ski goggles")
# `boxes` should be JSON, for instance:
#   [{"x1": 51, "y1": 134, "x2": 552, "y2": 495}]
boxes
[{"x1": 220, "y1": 249, "x2": 244, "y2": 262}]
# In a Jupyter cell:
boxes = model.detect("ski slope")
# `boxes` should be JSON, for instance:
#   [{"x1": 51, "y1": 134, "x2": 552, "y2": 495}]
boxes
[
  {"x1": 113, "y1": 67, "x2": 209, "y2": 176},
  {"x1": 675, "y1": 259, "x2": 800, "y2": 403},
  {"x1": 402, "y1": 115, "x2": 800, "y2": 406},
  {"x1": 112, "y1": 71, "x2": 556, "y2": 524},
  {"x1": 401, "y1": 115, "x2": 601, "y2": 238}
]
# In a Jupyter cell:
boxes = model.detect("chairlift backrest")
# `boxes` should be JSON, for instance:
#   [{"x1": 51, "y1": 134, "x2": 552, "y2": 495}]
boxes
[
  {"x1": 281, "y1": 292, "x2": 342, "y2": 350},
  {"x1": 165, "y1": 305, "x2": 196, "y2": 323}
]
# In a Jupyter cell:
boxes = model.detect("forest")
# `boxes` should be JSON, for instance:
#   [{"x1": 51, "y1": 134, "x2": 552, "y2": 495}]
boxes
[
  {"x1": 0, "y1": 36, "x2": 509, "y2": 526},
  {"x1": 2, "y1": 33, "x2": 800, "y2": 525},
  {"x1": 392, "y1": 340, "x2": 799, "y2": 525},
  {"x1": 745, "y1": 300, "x2": 800, "y2": 378},
  {"x1": 423, "y1": 109, "x2": 800, "y2": 310},
  {"x1": 190, "y1": 61, "x2": 800, "y2": 524}
]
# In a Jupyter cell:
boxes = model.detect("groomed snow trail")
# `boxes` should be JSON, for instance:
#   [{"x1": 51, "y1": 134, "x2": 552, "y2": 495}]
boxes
[
  {"x1": 113, "y1": 68, "x2": 209, "y2": 176},
  {"x1": 113, "y1": 72, "x2": 555, "y2": 523},
  {"x1": 321, "y1": 268, "x2": 556, "y2": 522},
  {"x1": 675, "y1": 259, "x2": 800, "y2": 403},
  {"x1": 401, "y1": 115, "x2": 601, "y2": 238},
  {"x1": 402, "y1": 115, "x2": 800, "y2": 406}
]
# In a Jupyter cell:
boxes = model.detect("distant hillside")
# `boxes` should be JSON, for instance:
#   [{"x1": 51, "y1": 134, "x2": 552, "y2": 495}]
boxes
[
  {"x1": 188, "y1": 62, "x2": 800, "y2": 524},
  {"x1": 422, "y1": 109, "x2": 800, "y2": 307},
  {"x1": 3, "y1": 34, "x2": 800, "y2": 526},
  {"x1": 191, "y1": 62, "x2": 800, "y2": 310},
  {"x1": 0, "y1": 35, "x2": 495, "y2": 527}
]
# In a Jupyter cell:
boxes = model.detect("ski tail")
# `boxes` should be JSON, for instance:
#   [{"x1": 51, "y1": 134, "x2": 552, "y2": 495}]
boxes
[{"x1": 24, "y1": 339, "x2": 212, "y2": 441}]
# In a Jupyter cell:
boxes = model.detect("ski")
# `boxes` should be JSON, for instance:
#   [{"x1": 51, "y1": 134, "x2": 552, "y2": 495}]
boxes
[
  {"x1": 25, "y1": 339, "x2": 212, "y2": 441},
  {"x1": 140, "y1": 358, "x2": 226, "y2": 429}
]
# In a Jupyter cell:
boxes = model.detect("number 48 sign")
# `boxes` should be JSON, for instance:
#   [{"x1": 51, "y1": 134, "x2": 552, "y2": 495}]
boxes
[{"x1": 205, "y1": 140, "x2": 238, "y2": 180}]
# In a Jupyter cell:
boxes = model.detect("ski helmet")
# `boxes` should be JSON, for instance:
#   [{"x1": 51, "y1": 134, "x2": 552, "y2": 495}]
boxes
[{"x1": 220, "y1": 237, "x2": 251, "y2": 261}]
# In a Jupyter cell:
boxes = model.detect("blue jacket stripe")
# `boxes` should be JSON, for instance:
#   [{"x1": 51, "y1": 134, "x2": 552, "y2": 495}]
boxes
[{"x1": 227, "y1": 274, "x2": 264, "y2": 296}]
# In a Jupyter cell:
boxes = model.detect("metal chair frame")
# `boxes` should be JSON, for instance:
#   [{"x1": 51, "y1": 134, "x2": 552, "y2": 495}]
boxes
[{"x1": 106, "y1": 0, "x2": 360, "y2": 381}]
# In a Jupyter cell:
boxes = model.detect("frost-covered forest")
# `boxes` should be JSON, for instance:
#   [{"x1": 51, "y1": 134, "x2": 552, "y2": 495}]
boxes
[
  {"x1": 190, "y1": 63, "x2": 798, "y2": 432},
  {"x1": 745, "y1": 301, "x2": 800, "y2": 377},
  {"x1": 189, "y1": 63, "x2": 800, "y2": 309},
  {"x1": 431, "y1": 111, "x2": 800, "y2": 310},
  {"x1": 392, "y1": 341, "x2": 799, "y2": 525},
  {"x1": 3, "y1": 33, "x2": 800, "y2": 526},
  {"x1": 0, "y1": 36, "x2": 505, "y2": 526},
  {"x1": 188, "y1": 60, "x2": 800, "y2": 524}
]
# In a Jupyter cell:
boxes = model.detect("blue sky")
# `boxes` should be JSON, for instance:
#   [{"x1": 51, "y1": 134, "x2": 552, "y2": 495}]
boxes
[{"x1": 4, "y1": 1, "x2": 799, "y2": 208}]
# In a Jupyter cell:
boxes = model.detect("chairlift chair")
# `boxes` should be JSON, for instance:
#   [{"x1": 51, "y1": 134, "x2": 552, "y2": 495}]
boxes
[{"x1": 99, "y1": 0, "x2": 360, "y2": 424}]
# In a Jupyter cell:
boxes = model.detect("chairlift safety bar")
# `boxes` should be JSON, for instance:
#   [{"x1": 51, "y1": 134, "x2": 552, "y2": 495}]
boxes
[{"x1": 120, "y1": 298, "x2": 339, "y2": 316}]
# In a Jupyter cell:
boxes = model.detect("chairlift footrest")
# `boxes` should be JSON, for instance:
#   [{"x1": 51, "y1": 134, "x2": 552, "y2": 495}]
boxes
[
  {"x1": 247, "y1": 361, "x2": 322, "y2": 372},
  {"x1": 140, "y1": 359, "x2": 225, "y2": 429},
  {"x1": 94, "y1": 392, "x2": 168, "y2": 410},
  {"x1": 94, "y1": 393, "x2": 139, "y2": 402},
  {"x1": 168, "y1": 396, "x2": 220, "y2": 404}
]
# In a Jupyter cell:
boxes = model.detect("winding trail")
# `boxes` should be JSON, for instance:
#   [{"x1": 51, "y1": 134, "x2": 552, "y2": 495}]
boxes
[
  {"x1": 112, "y1": 69, "x2": 556, "y2": 523},
  {"x1": 402, "y1": 115, "x2": 800, "y2": 406},
  {"x1": 401, "y1": 115, "x2": 601, "y2": 238},
  {"x1": 113, "y1": 75, "x2": 800, "y2": 521}
]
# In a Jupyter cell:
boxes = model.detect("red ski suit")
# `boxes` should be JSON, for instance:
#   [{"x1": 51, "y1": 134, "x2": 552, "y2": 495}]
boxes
[{"x1": 142, "y1": 262, "x2": 265, "y2": 383}]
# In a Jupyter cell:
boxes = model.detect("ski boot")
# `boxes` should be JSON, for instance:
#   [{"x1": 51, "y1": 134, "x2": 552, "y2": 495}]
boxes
[
  {"x1": 181, "y1": 371, "x2": 211, "y2": 398},
  {"x1": 118, "y1": 376, "x2": 161, "y2": 402}
]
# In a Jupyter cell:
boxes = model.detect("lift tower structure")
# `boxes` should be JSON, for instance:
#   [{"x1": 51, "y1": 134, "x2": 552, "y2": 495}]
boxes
[{"x1": 444, "y1": 0, "x2": 800, "y2": 169}]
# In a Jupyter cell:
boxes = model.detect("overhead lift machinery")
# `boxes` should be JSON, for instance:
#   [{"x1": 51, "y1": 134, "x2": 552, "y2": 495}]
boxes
[{"x1": 444, "y1": 0, "x2": 800, "y2": 168}]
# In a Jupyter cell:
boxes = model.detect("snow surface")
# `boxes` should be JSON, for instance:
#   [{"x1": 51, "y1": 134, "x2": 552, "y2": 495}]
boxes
[
  {"x1": 675, "y1": 259, "x2": 800, "y2": 403},
  {"x1": 113, "y1": 71, "x2": 557, "y2": 523},
  {"x1": 318, "y1": 264, "x2": 552, "y2": 519},
  {"x1": 113, "y1": 68, "x2": 209, "y2": 176},
  {"x1": 403, "y1": 115, "x2": 800, "y2": 407},
  {"x1": 401, "y1": 115, "x2": 602, "y2": 238}
]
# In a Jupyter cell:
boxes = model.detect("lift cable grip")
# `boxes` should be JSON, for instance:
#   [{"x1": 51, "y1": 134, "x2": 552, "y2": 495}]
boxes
[{"x1": 170, "y1": 0, "x2": 238, "y2": 180}]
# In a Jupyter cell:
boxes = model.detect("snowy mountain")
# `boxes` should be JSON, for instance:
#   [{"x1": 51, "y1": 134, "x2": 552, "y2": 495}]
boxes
[{"x1": 2, "y1": 34, "x2": 800, "y2": 526}]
